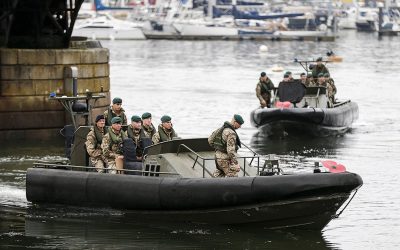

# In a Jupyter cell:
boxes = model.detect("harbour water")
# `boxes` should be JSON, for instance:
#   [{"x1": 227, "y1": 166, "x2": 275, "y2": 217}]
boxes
[{"x1": 1, "y1": 30, "x2": 400, "y2": 249}]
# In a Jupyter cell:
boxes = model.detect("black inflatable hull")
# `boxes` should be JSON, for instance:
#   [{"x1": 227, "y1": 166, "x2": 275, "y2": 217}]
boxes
[
  {"x1": 26, "y1": 168, "x2": 362, "y2": 230},
  {"x1": 250, "y1": 101, "x2": 359, "y2": 137}
]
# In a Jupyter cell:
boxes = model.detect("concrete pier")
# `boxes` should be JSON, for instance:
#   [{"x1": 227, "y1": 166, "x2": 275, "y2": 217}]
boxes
[{"x1": 0, "y1": 42, "x2": 111, "y2": 143}]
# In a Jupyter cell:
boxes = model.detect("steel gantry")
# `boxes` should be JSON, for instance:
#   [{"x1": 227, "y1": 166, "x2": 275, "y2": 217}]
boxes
[{"x1": 0, "y1": 0, "x2": 85, "y2": 48}]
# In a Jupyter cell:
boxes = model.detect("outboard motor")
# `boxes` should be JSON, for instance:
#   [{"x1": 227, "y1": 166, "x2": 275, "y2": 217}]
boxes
[
  {"x1": 60, "y1": 124, "x2": 75, "y2": 159},
  {"x1": 122, "y1": 138, "x2": 142, "y2": 175}
]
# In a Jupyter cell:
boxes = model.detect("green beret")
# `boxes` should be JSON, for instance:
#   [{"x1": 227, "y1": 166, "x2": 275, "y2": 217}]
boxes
[
  {"x1": 318, "y1": 73, "x2": 324, "y2": 78},
  {"x1": 234, "y1": 114, "x2": 244, "y2": 125},
  {"x1": 324, "y1": 73, "x2": 330, "y2": 77},
  {"x1": 161, "y1": 115, "x2": 171, "y2": 123},
  {"x1": 142, "y1": 112, "x2": 152, "y2": 119},
  {"x1": 111, "y1": 116, "x2": 122, "y2": 124},
  {"x1": 131, "y1": 115, "x2": 142, "y2": 122},
  {"x1": 112, "y1": 97, "x2": 122, "y2": 104},
  {"x1": 285, "y1": 71, "x2": 292, "y2": 75}
]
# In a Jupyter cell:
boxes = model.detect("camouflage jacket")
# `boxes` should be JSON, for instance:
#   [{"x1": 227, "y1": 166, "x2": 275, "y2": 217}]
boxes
[
  {"x1": 85, "y1": 127, "x2": 105, "y2": 159},
  {"x1": 104, "y1": 107, "x2": 127, "y2": 126},
  {"x1": 142, "y1": 123, "x2": 156, "y2": 138},
  {"x1": 256, "y1": 78, "x2": 275, "y2": 101},
  {"x1": 208, "y1": 123, "x2": 239, "y2": 163},
  {"x1": 311, "y1": 64, "x2": 330, "y2": 78},
  {"x1": 101, "y1": 128, "x2": 126, "y2": 161},
  {"x1": 326, "y1": 78, "x2": 337, "y2": 97},
  {"x1": 152, "y1": 125, "x2": 178, "y2": 144}
]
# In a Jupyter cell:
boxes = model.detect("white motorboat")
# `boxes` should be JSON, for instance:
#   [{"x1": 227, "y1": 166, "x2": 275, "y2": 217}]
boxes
[
  {"x1": 172, "y1": 21, "x2": 239, "y2": 37},
  {"x1": 338, "y1": 8, "x2": 357, "y2": 29},
  {"x1": 73, "y1": 12, "x2": 146, "y2": 40}
]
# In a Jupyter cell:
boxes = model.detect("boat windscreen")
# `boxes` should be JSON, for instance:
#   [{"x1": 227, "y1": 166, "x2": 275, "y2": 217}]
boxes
[{"x1": 277, "y1": 80, "x2": 306, "y2": 103}]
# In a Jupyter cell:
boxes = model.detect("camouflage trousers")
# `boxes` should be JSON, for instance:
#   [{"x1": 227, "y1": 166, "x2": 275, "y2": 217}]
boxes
[
  {"x1": 106, "y1": 154, "x2": 124, "y2": 174},
  {"x1": 260, "y1": 93, "x2": 272, "y2": 108},
  {"x1": 89, "y1": 157, "x2": 107, "y2": 173},
  {"x1": 107, "y1": 161, "x2": 117, "y2": 174},
  {"x1": 213, "y1": 158, "x2": 240, "y2": 178}
]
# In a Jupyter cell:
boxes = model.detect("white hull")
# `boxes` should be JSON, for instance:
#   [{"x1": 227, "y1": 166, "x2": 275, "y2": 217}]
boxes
[
  {"x1": 72, "y1": 13, "x2": 146, "y2": 40},
  {"x1": 172, "y1": 23, "x2": 238, "y2": 37},
  {"x1": 73, "y1": 27, "x2": 145, "y2": 40},
  {"x1": 338, "y1": 18, "x2": 357, "y2": 29},
  {"x1": 142, "y1": 21, "x2": 180, "y2": 36},
  {"x1": 275, "y1": 30, "x2": 328, "y2": 37}
]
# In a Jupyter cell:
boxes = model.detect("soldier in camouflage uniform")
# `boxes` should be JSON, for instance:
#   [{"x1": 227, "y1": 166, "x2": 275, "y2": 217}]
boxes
[
  {"x1": 317, "y1": 72, "x2": 327, "y2": 87},
  {"x1": 308, "y1": 73, "x2": 318, "y2": 86},
  {"x1": 152, "y1": 115, "x2": 178, "y2": 144},
  {"x1": 141, "y1": 112, "x2": 157, "y2": 138},
  {"x1": 208, "y1": 114, "x2": 244, "y2": 178},
  {"x1": 127, "y1": 115, "x2": 146, "y2": 160},
  {"x1": 101, "y1": 117, "x2": 127, "y2": 174},
  {"x1": 85, "y1": 115, "x2": 107, "y2": 173},
  {"x1": 104, "y1": 97, "x2": 127, "y2": 126},
  {"x1": 300, "y1": 73, "x2": 310, "y2": 87},
  {"x1": 312, "y1": 57, "x2": 330, "y2": 80},
  {"x1": 324, "y1": 73, "x2": 337, "y2": 105},
  {"x1": 256, "y1": 72, "x2": 275, "y2": 108}
]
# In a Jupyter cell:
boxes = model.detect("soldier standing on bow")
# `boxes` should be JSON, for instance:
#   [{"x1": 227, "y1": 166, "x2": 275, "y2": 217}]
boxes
[{"x1": 208, "y1": 114, "x2": 244, "y2": 178}]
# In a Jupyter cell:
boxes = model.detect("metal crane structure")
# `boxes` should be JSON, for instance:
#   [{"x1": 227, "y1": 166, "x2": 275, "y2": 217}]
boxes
[{"x1": 0, "y1": 0, "x2": 85, "y2": 48}]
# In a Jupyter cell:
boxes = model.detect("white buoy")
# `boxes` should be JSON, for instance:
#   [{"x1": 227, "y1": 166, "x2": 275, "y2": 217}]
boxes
[
  {"x1": 259, "y1": 45, "x2": 268, "y2": 52},
  {"x1": 271, "y1": 64, "x2": 284, "y2": 72}
]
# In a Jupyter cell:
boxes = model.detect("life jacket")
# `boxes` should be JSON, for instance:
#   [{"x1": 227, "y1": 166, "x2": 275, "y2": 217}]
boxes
[
  {"x1": 158, "y1": 124, "x2": 177, "y2": 142},
  {"x1": 259, "y1": 78, "x2": 273, "y2": 95},
  {"x1": 142, "y1": 123, "x2": 156, "y2": 138},
  {"x1": 106, "y1": 107, "x2": 126, "y2": 126},
  {"x1": 93, "y1": 126, "x2": 107, "y2": 149},
  {"x1": 107, "y1": 127, "x2": 127, "y2": 154},
  {"x1": 127, "y1": 125, "x2": 140, "y2": 144},
  {"x1": 211, "y1": 122, "x2": 241, "y2": 153}
]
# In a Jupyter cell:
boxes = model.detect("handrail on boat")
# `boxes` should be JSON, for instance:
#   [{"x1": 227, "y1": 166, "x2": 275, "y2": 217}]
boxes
[
  {"x1": 176, "y1": 143, "x2": 259, "y2": 178},
  {"x1": 240, "y1": 142, "x2": 259, "y2": 165},
  {"x1": 33, "y1": 162, "x2": 180, "y2": 176},
  {"x1": 176, "y1": 144, "x2": 213, "y2": 178},
  {"x1": 333, "y1": 99, "x2": 351, "y2": 108}
]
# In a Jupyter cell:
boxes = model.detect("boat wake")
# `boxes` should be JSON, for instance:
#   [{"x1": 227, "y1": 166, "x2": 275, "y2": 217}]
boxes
[{"x1": 0, "y1": 184, "x2": 27, "y2": 208}]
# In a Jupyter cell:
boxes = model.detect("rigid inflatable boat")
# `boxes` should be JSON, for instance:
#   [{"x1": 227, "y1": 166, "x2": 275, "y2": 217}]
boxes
[
  {"x1": 26, "y1": 128, "x2": 362, "y2": 230},
  {"x1": 252, "y1": 58, "x2": 359, "y2": 137},
  {"x1": 251, "y1": 85, "x2": 359, "y2": 137}
]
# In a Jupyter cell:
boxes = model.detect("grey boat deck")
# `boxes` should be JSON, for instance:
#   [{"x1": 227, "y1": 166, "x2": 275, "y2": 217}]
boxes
[{"x1": 144, "y1": 138, "x2": 261, "y2": 178}]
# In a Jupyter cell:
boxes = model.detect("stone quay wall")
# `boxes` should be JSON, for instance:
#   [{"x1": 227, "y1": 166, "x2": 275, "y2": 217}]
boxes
[{"x1": 0, "y1": 46, "x2": 111, "y2": 142}]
